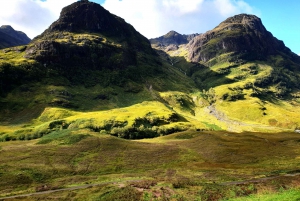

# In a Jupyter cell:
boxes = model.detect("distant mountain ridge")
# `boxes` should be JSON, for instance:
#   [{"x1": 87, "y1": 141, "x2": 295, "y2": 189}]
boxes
[
  {"x1": 0, "y1": 25, "x2": 31, "y2": 49},
  {"x1": 150, "y1": 31, "x2": 199, "y2": 51},
  {"x1": 150, "y1": 31, "x2": 199, "y2": 46}
]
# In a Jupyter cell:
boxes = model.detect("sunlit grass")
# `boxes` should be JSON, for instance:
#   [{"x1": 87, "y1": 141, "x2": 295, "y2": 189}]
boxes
[
  {"x1": 1, "y1": 131, "x2": 300, "y2": 200},
  {"x1": 225, "y1": 189, "x2": 300, "y2": 201}
]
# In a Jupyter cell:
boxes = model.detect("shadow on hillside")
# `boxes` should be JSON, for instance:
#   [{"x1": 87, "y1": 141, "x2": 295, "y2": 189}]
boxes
[
  {"x1": 254, "y1": 93, "x2": 286, "y2": 106},
  {"x1": 1, "y1": 50, "x2": 232, "y2": 124},
  {"x1": 164, "y1": 53, "x2": 235, "y2": 90}
]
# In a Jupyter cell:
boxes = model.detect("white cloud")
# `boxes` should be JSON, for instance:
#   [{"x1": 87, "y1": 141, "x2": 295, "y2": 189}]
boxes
[
  {"x1": 161, "y1": 0, "x2": 204, "y2": 15},
  {"x1": 0, "y1": 0, "x2": 259, "y2": 40},
  {"x1": 0, "y1": 0, "x2": 75, "y2": 39},
  {"x1": 103, "y1": 0, "x2": 259, "y2": 38}
]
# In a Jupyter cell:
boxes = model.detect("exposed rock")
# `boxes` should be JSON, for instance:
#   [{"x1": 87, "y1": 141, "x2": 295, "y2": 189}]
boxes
[
  {"x1": 187, "y1": 14, "x2": 297, "y2": 62},
  {"x1": 165, "y1": 44, "x2": 179, "y2": 51}
]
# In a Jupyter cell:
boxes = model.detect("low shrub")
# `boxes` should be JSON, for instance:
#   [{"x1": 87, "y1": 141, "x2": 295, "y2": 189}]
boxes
[
  {"x1": 129, "y1": 180, "x2": 157, "y2": 189},
  {"x1": 172, "y1": 176, "x2": 200, "y2": 188}
]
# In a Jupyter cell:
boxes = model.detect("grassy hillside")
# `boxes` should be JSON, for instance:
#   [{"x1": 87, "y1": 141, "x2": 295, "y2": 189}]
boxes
[
  {"x1": 1, "y1": 33, "x2": 300, "y2": 143},
  {"x1": 1, "y1": 130, "x2": 300, "y2": 200},
  {"x1": 151, "y1": 43, "x2": 300, "y2": 133},
  {"x1": 2, "y1": 5, "x2": 300, "y2": 201}
]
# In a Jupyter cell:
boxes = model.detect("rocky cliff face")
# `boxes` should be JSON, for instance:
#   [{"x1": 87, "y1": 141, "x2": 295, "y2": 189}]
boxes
[
  {"x1": 187, "y1": 14, "x2": 296, "y2": 62},
  {"x1": 0, "y1": 25, "x2": 31, "y2": 49},
  {"x1": 25, "y1": 1, "x2": 155, "y2": 68}
]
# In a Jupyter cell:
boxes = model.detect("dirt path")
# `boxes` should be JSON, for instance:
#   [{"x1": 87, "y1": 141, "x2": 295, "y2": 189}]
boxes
[{"x1": 0, "y1": 179, "x2": 141, "y2": 200}]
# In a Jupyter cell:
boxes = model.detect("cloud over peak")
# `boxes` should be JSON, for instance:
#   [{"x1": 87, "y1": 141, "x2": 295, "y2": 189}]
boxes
[{"x1": 103, "y1": 0, "x2": 258, "y2": 38}]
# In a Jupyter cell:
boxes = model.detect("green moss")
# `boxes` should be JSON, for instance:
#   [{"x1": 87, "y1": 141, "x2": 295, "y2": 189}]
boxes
[{"x1": 201, "y1": 121, "x2": 222, "y2": 131}]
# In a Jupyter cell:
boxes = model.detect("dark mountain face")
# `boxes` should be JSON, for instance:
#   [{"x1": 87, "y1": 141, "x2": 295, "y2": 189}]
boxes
[
  {"x1": 25, "y1": 1, "x2": 155, "y2": 69},
  {"x1": 187, "y1": 14, "x2": 297, "y2": 63},
  {"x1": 150, "y1": 31, "x2": 199, "y2": 51},
  {"x1": 39, "y1": 1, "x2": 135, "y2": 37},
  {"x1": 0, "y1": 25, "x2": 31, "y2": 49},
  {"x1": 33, "y1": 1, "x2": 153, "y2": 52}
]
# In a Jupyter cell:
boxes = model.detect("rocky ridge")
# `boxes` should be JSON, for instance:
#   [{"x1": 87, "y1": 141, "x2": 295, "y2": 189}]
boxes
[
  {"x1": 150, "y1": 30, "x2": 199, "y2": 51},
  {"x1": 187, "y1": 14, "x2": 298, "y2": 63}
]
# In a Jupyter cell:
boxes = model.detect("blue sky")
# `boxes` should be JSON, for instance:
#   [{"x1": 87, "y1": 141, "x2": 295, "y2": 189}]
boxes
[
  {"x1": 246, "y1": 0, "x2": 300, "y2": 55},
  {"x1": 92, "y1": 0, "x2": 300, "y2": 55},
  {"x1": 0, "y1": 0, "x2": 299, "y2": 54}
]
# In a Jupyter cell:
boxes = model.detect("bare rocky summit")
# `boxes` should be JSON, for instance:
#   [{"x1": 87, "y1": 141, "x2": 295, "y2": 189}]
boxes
[{"x1": 187, "y1": 14, "x2": 298, "y2": 62}]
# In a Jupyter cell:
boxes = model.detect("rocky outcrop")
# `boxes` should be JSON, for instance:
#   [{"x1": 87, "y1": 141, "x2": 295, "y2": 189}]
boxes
[
  {"x1": 187, "y1": 14, "x2": 296, "y2": 62},
  {"x1": 0, "y1": 25, "x2": 31, "y2": 49}
]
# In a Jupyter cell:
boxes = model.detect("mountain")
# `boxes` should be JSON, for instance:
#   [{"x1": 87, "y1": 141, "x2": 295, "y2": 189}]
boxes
[
  {"x1": 183, "y1": 14, "x2": 300, "y2": 95},
  {"x1": 187, "y1": 14, "x2": 298, "y2": 63},
  {"x1": 1, "y1": 1, "x2": 300, "y2": 141},
  {"x1": 2, "y1": 7, "x2": 300, "y2": 200},
  {"x1": 152, "y1": 14, "x2": 300, "y2": 132},
  {"x1": 0, "y1": 25, "x2": 31, "y2": 49},
  {"x1": 150, "y1": 30, "x2": 199, "y2": 51},
  {"x1": 0, "y1": 1, "x2": 193, "y2": 125},
  {"x1": 25, "y1": 0, "x2": 156, "y2": 71}
]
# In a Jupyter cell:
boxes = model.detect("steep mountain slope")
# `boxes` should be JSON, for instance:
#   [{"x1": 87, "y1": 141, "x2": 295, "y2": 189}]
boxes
[
  {"x1": 0, "y1": 1, "x2": 195, "y2": 134},
  {"x1": 0, "y1": 1, "x2": 192, "y2": 99},
  {"x1": 0, "y1": 25, "x2": 31, "y2": 49}
]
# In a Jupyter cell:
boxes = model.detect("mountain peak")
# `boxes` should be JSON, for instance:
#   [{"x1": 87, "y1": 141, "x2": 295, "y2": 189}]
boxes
[
  {"x1": 217, "y1": 14, "x2": 266, "y2": 33},
  {"x1": 165, "y1": 30, "x2": 180, "y2": 37},
  {"x1": 187, "y1": 14, "x2": 293, "y2": 62},
  {"x1": 0, "y1": 25, "x2": 14, "y2": 31},
  {"x1": 25, "y1": 1, "x2": 155, "y2": 71},
  {"x1": 33, "y1": 0, "x2": 154, "y2": 54},
  {"x1": 37, "y1": 1, "x2": 129, "y2": 38},
  {"x1": 221, "y1": 14, "x2": 260, "y2": 24}
]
